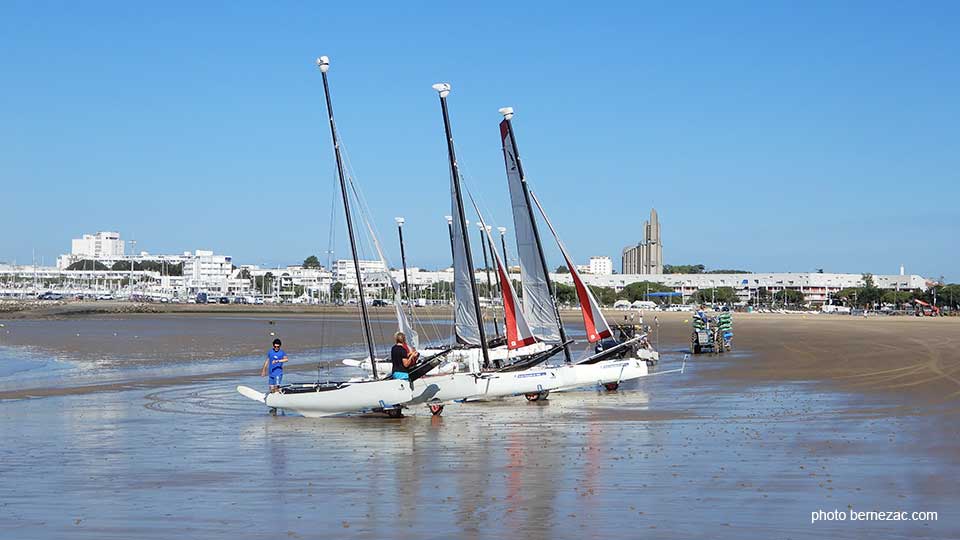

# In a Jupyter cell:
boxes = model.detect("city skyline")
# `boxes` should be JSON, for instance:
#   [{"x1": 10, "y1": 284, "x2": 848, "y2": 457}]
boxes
[
  {"x1": 0, "y1": 226, "x2": 947, "y2": 282},
  {"x1": 2, "y1": 2, "x2": 958, "y2": 281}
]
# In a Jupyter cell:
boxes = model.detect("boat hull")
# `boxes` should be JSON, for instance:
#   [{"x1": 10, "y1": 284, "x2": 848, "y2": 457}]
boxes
[
  {"x1": 553, "y1": 358, "x2": 649, "y2": 392},
  {"x1": 468, "y1": 367, "x2": 560, "y2": 400},
  {"x1": 237, "y1": 379, "x2": 413, "y2": 418}
]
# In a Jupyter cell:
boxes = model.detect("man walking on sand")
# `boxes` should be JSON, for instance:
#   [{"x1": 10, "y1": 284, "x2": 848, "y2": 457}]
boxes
[{"x1": 261, "y1": 338, "x2": 288, "y2": 393}]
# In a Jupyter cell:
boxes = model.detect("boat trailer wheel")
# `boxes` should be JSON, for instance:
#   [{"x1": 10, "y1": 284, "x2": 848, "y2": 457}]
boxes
[
  {"x1": 603, "y1": 382, "x2": 620, "y2": 392},
  {"x1": 428, "y1": 404, "x2": 444, "y2": 416},
  {"x1": 525, "y1": 391, "x2": 549, "y2": 402}
]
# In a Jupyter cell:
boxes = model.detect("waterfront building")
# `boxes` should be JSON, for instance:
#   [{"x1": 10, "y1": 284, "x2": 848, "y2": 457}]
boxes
[
  {"x1": 553, "y1": 272, "x2": 931, "y2": 305},
  {"x1": 180, "y1": 250, "x2": 235, "y2": 294},
  {"x1": 622, "y1": 208, "x2": 663, "y2": 274},
  {"x1": 71, "y1": 231, "x2": 125, "y2": 258},
  {"x1": 589, "y1": 256, "x2": 613, "y2": 276}
]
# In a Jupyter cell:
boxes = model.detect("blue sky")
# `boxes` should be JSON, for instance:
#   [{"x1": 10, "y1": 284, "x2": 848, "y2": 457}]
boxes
[{"x1": 2, "y1": 1, "x2": 958, "y2": 280}]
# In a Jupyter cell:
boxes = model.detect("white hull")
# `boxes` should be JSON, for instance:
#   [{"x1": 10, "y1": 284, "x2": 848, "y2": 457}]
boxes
[
  {"x1": 407, "y1": 372, "x2": 483, "y2": 404},
  {"x1": 406, "y1": 366, "x2": 561, "y2": 405},
  {"x1": 468, "y1": 367, "x2": 560, "y2": 399},
  {"x1": 237, "y1": 379, "x2": 413, "y2": 418},
  {"x1": 553, "y1": 358, "x2": 649, "y2": 392}
]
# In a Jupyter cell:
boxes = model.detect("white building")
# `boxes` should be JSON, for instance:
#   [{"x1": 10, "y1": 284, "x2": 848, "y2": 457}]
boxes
[
  {"x1": 71, "y1": 231, "x2": 125, "y2": 258},
  {"x1": 59, "y1": 231, "x2": 126, "y2": 268},
  {"x1": 589, "y1": 256, "x2": 613, "y2": 276},
  {"x1": 552, "y1": 272, "x2": 931, "y2": 305},
  {"x1": 181, "y1": 250, "x2": 234, "y2": 293}
]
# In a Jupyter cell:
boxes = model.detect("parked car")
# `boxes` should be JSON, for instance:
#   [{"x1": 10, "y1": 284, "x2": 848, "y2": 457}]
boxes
[
  {"x1": 371, "y1": 299, "x2": 388, "y2": 307},
  {"x1": 219, "y1": 296, "x2": 230, "y2": 304},
  {"x1": 97, "y1": 294, "x2": 114, "y2": 301}
]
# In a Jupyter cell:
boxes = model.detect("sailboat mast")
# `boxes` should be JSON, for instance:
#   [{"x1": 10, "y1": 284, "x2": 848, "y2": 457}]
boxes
[
  {"x1": 499, "y1": 109, "x2": 572, "y2": 362},
  {"x1": 434, "y1": 83, "x2": 490, "y2": 368},
  {"x1": 395, "y1": 217, "x2": 411, "y2": 302},
  {"x1": 317, "y1": 56, "x2": 379, "y2": 379},
  {"x1": 478, "y1": 224, "x2": 501, "y2": 338}
]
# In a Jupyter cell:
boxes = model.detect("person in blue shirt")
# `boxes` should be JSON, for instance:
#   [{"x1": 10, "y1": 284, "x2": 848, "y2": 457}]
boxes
[{"x1": 260, "y1": 338, "x2": 288, "y2": 393}]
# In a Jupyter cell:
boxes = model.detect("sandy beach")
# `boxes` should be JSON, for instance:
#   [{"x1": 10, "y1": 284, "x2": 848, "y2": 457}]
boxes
[{"x1": 0, "y1": 308, "x2": 958, "y2": 539}]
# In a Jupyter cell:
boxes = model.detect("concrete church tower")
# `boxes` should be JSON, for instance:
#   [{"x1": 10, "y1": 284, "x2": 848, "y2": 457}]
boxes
[{"x1": 622, "y1": 208, "x2": 664, "y2": 274}]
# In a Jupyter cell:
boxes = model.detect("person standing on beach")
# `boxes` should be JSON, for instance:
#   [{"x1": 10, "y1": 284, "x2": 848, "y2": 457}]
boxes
[
  {"x1": 260, "y1": 338, "x2": 288, "y2": 393},
  {"x1": 390, "y1": 332, "x2": 418, "y2": 380}
]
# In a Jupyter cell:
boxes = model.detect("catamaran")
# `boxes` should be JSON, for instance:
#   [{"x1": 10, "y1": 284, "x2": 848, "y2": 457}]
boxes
[
  {"x1": 495, "y1": 107, "x2": 655, "y2": 392},
  {"x1": 237, "y1": 56, "x2": 440, "y2": 417},
  {"x1": 341, "y1": 83, "x2": 567, "y2": 412}
]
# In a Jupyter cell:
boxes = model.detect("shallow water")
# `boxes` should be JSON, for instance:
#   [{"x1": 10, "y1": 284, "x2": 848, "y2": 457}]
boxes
[{"x1": 0, "y1": 316, "x2": 957, "y2": 539}]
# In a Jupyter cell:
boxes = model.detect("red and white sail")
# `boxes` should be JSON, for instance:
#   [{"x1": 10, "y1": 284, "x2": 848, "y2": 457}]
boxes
[
  {"x1": 472, "y1": 202, "x2": 537, "y2": 350},
  {"x1": 501, "y1": 120, "x2": 561, "y2": 343},
  {"x1": 529, "y1": 191, "x2": 612, "y2": 343}
]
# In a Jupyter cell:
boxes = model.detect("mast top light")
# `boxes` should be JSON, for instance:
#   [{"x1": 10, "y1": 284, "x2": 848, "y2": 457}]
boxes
[
  {"x1": 498, "y1": 107, "x2": 514, "y2": 120},
  {"x1": 395, "y1": 217, "x2": 405, "y2": 225},
  {"x1": 497, "y1": 226, "x2": 507, "y2": 234},
  {"x1": 432, "y1": 82, "x2": 451, "y2": 98},
  {"x1": 316, "y1": 56, "x2": 330, "y2": 73},
  {"x1": 444, "y1": 215, "x2": 453, "y2": 225}
]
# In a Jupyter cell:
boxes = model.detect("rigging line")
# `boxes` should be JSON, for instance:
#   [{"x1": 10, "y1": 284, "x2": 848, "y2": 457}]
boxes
[
  {"x1": 338, "y1": 134, "x2": 449, "y2": 347},
  {"x1": 315, "y1": 154, "x2": 342, "y2": 382},
  {"x1": 341, "y1": 167, "x2": 446, "y2": 348},
  {"x1": 464, "y1": 186, "x2": 507, "y2": 330}
]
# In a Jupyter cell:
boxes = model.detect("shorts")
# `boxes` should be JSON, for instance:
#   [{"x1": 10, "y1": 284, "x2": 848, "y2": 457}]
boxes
[
  {"x1": 392, "y1": 372, "x2": 409, "y2": 380},
  {"x1": 269, "y1": 373, "x2": 283, "y2": 386}
]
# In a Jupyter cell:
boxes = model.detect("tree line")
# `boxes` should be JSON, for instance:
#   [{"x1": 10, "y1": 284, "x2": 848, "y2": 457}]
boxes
[{"x1": 66, "y1": 260, "x2": 183, "y2": 276}]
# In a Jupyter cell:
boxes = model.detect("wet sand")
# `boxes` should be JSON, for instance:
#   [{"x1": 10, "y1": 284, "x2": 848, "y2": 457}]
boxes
[{"x1": 0, "y1": 310, "x2": 958, "y2": 539}]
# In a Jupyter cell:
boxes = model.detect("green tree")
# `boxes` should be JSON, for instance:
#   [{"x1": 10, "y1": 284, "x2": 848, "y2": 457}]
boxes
[
  {"x1": 303, "y1": 255, "x2": 321, "y2": 269},
  {"x1": 555, "y1": 265, "x2": 570, "y2": 273},
  {"x1": 859, "y1": 274, "x2": 882, "y2": 308},
  {"x1": 255, "y1": 272, "x2": 275, "y2": 294},
  {"x1": 618, "y1": 281, "x2": 674, "y2": 303},
  {"x1": 774, "y1": 289, "x2": 805, "y2": 305},
  {"x1": 706, "y1": 269, "x2": 750, "y2": 274},
  {"x1": 588, "y1": 285, "x2": 618, "y2": 306},
  {"x1": 331, "y1": 281, "x2": 344, "y2": 301},
  {"x1": 881, "y1": 290, "x2": 913, "y2": 306},
  {"x1": 67, "y1": 260, "x2": 109, "y2": 271},
  {"x1": 663, "y1": 264, "x2": 706, "y2": 274},
  {"x1": 692, "y1": 287, "x2": 737, "y2": 305},
  {"x1": 554, "y1": 282, "x2": 577, "y2": 305}
]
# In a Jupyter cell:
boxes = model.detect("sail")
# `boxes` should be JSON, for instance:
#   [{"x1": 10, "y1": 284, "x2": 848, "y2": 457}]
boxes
[
  {"x1": 530, "y1": 192, "x2": 612, "y2": 343},
  {"x1": 450, "y1": 174, "x2": 482, "y2": 346},
  {"x1": 356, "y1": 185, "x2": 419, "y2": 349},
  {"x1": 472, "y1": 201, "x2": 537, "y2": 350},
  {"x1": 500, "y1": 120, "x2": 561, "y2": 342}
]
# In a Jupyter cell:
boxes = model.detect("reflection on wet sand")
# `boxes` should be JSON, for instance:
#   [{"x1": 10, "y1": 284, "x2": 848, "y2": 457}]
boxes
[{"x1": 1, "y1": 312, "x2": 959, "y2": 539}]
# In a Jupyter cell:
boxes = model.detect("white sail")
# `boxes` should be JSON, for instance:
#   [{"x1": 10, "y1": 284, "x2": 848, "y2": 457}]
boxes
[
  {"x1": 500, "y1": 120, "x2": 561, "y2": 342},
  {"x1": 450, "y1": 174, "x2": 482, "y2": 345},
  {"x1": 530, "y1": 191, "x2": 612, "y2": 343},
  {"x1": 472, "y1": 203, "x2": 537, "y2": 350}
]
